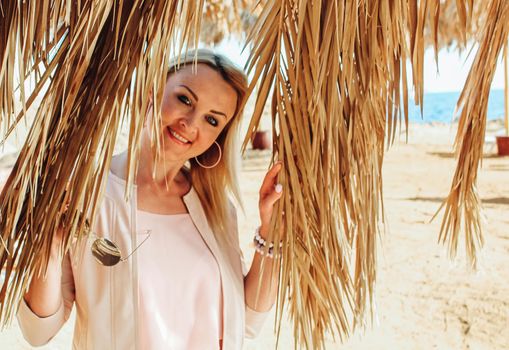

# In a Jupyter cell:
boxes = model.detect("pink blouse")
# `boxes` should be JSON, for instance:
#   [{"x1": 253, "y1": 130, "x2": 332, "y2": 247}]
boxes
[{"x1": 136, "y1": 210, "x2": 223, "y2": 349}]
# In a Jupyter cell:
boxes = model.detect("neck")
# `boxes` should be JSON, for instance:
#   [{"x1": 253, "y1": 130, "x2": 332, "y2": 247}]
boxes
[{"x1": 134, "y1": 134, "x2": 187, "y2": 192}]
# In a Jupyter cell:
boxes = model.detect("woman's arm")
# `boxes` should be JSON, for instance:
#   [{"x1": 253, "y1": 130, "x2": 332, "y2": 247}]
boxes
[
  {"x1": 18, "y1": 242, "x2": 76, "y2": 346},
  {"x1": 244, "y1": 162, "x2": 284, "y2": 312},
  {"x1": 23, "y1": 229, "x2": 65, "y2": 317},
  {"x1": 17, "y1": 193, "x2": 76, "y2": 346},
  {"x1": 244, "y1": 224, "x2": 281, "y2": 311}
]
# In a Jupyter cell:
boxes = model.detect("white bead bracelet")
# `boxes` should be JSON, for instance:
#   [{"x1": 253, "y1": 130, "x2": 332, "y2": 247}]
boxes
[{"x1": 253, "y1": 226, "x2": 283, "y2": 258}]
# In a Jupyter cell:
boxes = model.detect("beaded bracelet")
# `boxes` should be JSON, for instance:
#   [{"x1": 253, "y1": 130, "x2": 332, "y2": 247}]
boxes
[{"x1": 253, "y1": 226, "x2": 283, "y2": 259}]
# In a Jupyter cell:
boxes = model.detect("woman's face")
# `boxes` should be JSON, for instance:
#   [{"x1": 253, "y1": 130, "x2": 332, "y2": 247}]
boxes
[{"x1": 147, "y1": 63, "x2": 238, "y2": 162}]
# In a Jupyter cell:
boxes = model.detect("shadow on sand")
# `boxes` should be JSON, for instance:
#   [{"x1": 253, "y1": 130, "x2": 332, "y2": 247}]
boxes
[
  {"x1": 407, "y1": 196, "x2": 509, "y2": 205},
  {"x1": 428, "y1": 151, "x2": 505, "y2": 160}
]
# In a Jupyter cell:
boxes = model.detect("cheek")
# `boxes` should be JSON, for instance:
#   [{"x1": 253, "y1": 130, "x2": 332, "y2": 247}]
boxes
[
  {"x1": 160, "y1": 97, "x2": 175, "y2": 118},
  {"x1": 160, "y1": 97, "x2": 188, "y2": 125},
  {"x1": 196, "y1": 129, "x2": 224, "y2": 151},
  {"x1": 200, "y1": 129, "x2": 220, "y2": 143}
]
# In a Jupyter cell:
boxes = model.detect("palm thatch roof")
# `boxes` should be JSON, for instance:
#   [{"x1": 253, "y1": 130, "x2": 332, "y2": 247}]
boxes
[
  {"x1": 423, "y1": 0, "x2": 486, "y2": 51},
  {"x1": 1, "y1": 0, "x2": 507, "y2": 348}
]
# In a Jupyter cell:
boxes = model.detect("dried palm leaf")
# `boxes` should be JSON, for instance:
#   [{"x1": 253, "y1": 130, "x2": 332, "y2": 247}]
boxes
[
  {"x1": 240, "y1": 0, "x2": 452, "y2": 348},
  {"x1": 200, "y1": 0, "x2": 246, "y2": 44},
  {"x1": 0, "y1": 0, "x2": 207, "y2": 325},
  {"x1": 0, "y1": 0, "x2": 501, "y2": 349},
  {"x1": 438, "y1": 0, "x2": 509, "y2": 268},
  {"x1": 423, "y1": 0, "x2": 484, "y2": 52},
  {"x1": 240, "y1": 0, "x2": 495, "y2": 348},
  {"x1": 0, "y1": 1, "x2": 69, "y2": 136}
]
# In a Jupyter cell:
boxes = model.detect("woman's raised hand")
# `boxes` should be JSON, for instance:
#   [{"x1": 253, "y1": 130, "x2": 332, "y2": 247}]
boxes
[{"x1": 258, "y1": 161, "x2": 284, "y2": 233}]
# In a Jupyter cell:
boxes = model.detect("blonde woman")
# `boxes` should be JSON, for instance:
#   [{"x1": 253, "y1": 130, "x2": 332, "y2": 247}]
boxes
[{"x1": 17, "y1": 49, "x2": 283, "y2": 349}]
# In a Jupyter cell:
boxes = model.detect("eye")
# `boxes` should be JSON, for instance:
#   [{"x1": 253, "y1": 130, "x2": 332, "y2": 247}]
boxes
[
  {"x1": 205, "y1": 115, "x2": 218, "y2": 127},
  {"x1": 177, "y1": 95, "x2": 191, "y2": 106}
]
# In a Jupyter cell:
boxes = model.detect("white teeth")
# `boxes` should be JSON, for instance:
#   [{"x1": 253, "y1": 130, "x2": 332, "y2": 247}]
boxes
[{"x1": 169, "y1": 128, "x2": 190, "y2": 143}]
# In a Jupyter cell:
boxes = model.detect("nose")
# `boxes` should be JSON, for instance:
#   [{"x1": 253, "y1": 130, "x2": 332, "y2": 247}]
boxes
[{"x1": 178, "y1": 113, "x2": 198, "y2": 135}]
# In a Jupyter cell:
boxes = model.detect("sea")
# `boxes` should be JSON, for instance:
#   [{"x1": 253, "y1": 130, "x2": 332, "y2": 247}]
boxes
[{"x1": 406, "y1": 89, "x2": 505, "y2": 123}]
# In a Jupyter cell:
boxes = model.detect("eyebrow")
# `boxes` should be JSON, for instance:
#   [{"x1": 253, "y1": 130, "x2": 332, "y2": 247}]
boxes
[
  {"x1": 179, "y1": 85, "x2": 198, "y2": 101},
  {"x1": 178, "y1": 84, "x2": 228, "y2": 119},
  {"x1": 210, "y1": 110, "x2": 227, "y2": 119}
]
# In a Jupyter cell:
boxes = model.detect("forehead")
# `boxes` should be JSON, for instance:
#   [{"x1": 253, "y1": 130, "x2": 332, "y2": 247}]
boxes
[{"x1": 167, "y1": 63, "x2": 238, "y2": 121}]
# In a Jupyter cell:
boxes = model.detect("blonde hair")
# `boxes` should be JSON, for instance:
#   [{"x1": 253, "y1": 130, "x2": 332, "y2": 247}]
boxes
[{"x1": 168, "y1": 49, "x2": 247, "y2": 242}]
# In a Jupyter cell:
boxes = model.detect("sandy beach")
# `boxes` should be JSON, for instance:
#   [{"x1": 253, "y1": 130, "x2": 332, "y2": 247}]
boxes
[{"x1": 0, "y1": 120, "x2": 508, "y2": 349}]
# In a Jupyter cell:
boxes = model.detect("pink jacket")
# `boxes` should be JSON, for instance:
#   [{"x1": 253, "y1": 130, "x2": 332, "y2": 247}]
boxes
[{"x1": 17, "y1": 172, "x2": 269, "y2": 349}]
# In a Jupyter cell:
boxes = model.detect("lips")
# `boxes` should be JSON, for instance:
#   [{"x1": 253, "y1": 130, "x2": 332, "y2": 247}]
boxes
[{"x1": 166, "y1": 126, "x2": 192, "y2": 145}]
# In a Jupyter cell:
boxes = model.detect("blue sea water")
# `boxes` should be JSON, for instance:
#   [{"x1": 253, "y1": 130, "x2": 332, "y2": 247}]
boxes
[{"x1": 406, "y1": 89, "x2": 505, "y2": 123}]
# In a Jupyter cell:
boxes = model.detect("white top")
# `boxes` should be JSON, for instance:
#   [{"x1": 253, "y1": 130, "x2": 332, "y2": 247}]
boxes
[
  {"x1": 17, "y1": 169, "x2": 270, "y2": 350},
  {"x1": 136, "y1": 210, "x2": 223, "y2": 349}
]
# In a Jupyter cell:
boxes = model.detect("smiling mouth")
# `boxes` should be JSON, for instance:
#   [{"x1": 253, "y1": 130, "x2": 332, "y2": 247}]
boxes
[{"x1": 167, "y1": 127, "x2": 191, "y2": 145}]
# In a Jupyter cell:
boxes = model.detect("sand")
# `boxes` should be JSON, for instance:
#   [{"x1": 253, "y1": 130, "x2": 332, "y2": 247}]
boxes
[{"x1": 0, "y1": 121, "x2": 508, "y2": 349}]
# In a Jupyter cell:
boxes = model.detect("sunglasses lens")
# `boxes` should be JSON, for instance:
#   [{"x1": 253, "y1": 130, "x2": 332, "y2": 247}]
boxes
[{"x1": 91, "y1": 238, "x2": 122, "y2": 266}]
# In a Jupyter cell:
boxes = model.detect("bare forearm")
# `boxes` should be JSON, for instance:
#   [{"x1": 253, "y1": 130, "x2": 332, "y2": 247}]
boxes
[
  {"x1": 248, "y1": 161, "x2": 284, "y2": 312},
  {"x1": 244, "y1": 243, "x2": 281, "y2": 312},
  {"x1": 23, "y1": 247, "x2": 64, "y2": 317}
]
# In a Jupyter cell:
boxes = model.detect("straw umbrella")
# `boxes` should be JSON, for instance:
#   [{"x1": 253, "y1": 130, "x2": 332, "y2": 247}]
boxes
[
  {"x1": 434, "y1": 0, "x2": 509, "y2": 267},
  {"x1": 409, "y1": 0, "x2": 509, "y2": 265},
  {"x1": 240, "y1": 1, "x2": 488, "y2": 347},
  {"x1": 0, "y1": 0, "x2": 507, "y2": 349}
]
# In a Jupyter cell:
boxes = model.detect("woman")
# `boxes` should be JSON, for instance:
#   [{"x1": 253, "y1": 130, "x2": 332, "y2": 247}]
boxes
[{"x1": 17, "y1": 49, "x2": 284, "y2": 349}]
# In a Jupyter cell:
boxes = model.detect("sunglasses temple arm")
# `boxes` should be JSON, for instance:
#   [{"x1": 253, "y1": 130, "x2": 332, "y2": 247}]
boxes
[{"x1": 122, "y1": 232, "x2": 152, "y2": 261}]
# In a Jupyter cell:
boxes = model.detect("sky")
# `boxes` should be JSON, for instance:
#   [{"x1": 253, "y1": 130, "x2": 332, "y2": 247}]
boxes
[
  {"x1": 421, "y1": 45, "x2": 506, "y2": 93},
  {"x1": 214, "y1": 39, "x2": 507, "y2": 94}
]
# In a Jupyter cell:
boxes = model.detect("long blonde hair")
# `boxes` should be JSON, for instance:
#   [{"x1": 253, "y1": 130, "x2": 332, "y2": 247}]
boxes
[{"x1": 168, "y1": 49, "x2": 248, "y2": 241}]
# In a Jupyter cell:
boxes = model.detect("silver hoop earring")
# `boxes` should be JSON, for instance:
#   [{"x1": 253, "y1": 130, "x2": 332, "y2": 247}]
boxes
[{"x1": 195, "y1": 141, "x2": 222, "y2": 169}]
